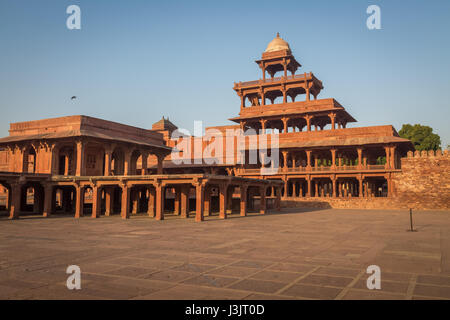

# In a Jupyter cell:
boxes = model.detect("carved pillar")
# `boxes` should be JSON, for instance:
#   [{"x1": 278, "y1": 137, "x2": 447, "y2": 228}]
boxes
[
  {"x1": 259, "y1": 186, "x2": 267, "y2": 214},
  {"x1": 104, "y1": 146, "x2": 112, "y2": 176},
  {"x1": 118, "y1": 185, "x2": 128, "y2": 218},
  {"x1": 141, "y1": 152, "x2": 148, "y2": 175},
  {"x1": 75, "y1": 140, "x2": 85, "y2": 176},
  {"x1": 390, "y1": 146, "x2": 396, "y2": 169},
  {"x1": 240, "y1": 185, "x2": 248, "y2": 217},
  {"x1": 75, "y1": 185, "x2": 84, "y2": 218},
  {"x1": 157, "y1": 154, "x2": 164, "y2": 175},
  {"x1": 275, "y1": 186, "x2": 281, "y2": 211},
  {"x1": 260, "y1": 119, "x2": 267, "y2": 134},
  {"x1": 173, "y1": 186, "x2": 181, "y2": 215},
  {"x1": 357, "y1": 148, "x2": 363, "y2": 169},
  {"x1": 219, "y1": 183, "x2": 228, "y2": 219},
  {"x1": 332, "y1": 176, "x2": 337, "y2": 198},
  {"x1": 147, "y1": 187, "x2": 155, "y2": 217},
  {"x1": 105, "y1": 187, "x2": 114, "y2": 216},
  {"x1": 384, "y1": 146, "x2": 391, "y2": 169},
  {"x1": 282, "y1": 117, "x2": 288, "y2": 133},
  {"x1": 306, "y1": 150, "x2": 312, "y2": 170},
  {"x1": 42, "y1": 185, "x2": 53, "y2": 217},
  {"x1": 9, "y1": 183, "x2": 21, "y2": 220},
  {"x1": 195, "y1": 182, "x2": 205, "y2": 222},
  {"x1": 282, "y1": 151, "x2": 288, "y2": 172},
  {"x1": 91, "y1": 185, "x2": 101, "y2": 218},
  {"x1": 358, "y1": 177, "x2": 363, "y2": 198},
  {"x1": 155, "y1": 182, "x2": 165, "y2": 220},
  {"x1": 305, "y1": 115, "x2": 312, "y2": 132},
  {"x1": 329, "y1": 112, "x2": 336, "y2": 130},
  {"x1": 180, "y1": 185, "x2": 189, "y2": 218},
  {"x1": 204, "y1": 185, "x2": 211, "y2": 217},
  {"x1": 331, "y1": 149, "x2": 337, "y2": 169}
]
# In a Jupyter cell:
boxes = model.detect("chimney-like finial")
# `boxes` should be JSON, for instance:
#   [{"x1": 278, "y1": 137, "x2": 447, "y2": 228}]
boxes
[{"x1": 276, "y1": 32, "x2": 280, "y2": 38}]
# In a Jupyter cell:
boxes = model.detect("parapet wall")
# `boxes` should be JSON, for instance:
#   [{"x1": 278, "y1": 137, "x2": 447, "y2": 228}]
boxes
[{"x1": 391, "y1": 149, "x2": 450, "y2": 210}]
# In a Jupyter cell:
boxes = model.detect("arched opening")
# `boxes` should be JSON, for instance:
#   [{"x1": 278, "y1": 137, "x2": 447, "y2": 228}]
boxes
[
  {"x1": 0, "y1": 182, "x2": 10, "y2": 216},
  {"x1": 20, "y1": 182, "x2": 44, "y2": 215},
  {"x1": 58, "y1": 145, "x2": 75, "y2": 176},
  {"x1": 130, "y1": 150, "x2": 142, "y2": 175},
  {"x1": 23, "y1": 146, "x2": 37, "y2": 173},
  {"x1": 111, "y1": 148, "x2": 125, "y2": 175}
]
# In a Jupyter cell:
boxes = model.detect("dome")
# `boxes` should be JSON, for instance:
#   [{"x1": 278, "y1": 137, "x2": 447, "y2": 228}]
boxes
[{"x1": 265, "y1": 33, "x2": 291, "y2": 53}]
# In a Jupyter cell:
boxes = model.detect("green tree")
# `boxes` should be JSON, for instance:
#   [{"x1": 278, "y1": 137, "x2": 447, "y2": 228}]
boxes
[{"x1": 398, "y1": 124, "x2": 441, "y2": 151}]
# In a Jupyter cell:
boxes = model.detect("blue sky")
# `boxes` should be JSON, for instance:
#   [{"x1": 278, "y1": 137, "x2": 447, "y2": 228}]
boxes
[{"x1": 1, "y1": 0, "x2": 449, "y2": 147}]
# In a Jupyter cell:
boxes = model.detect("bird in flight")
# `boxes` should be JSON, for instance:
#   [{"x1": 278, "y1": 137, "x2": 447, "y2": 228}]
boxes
[{"x1": 71, "y1": 96, "x2": 77, "y2": 100}]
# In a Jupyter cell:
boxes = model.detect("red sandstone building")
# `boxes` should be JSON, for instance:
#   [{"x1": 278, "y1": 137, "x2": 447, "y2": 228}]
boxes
[{"x1": 1, "y1": 34, "x2": 449, "y2": 219}]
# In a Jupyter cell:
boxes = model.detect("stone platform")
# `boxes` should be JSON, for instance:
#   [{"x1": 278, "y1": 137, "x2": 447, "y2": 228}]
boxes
[{"x1": 1, "y1": 208, "x2": 450, "y2": 300}]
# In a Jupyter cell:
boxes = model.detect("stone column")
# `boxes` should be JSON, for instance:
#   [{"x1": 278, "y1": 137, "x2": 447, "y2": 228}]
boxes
[
  {"x1": 283, "y1": 178, "x2": 288, "y2": 199},
  {"x1": 173, "y1": 186, "x2": 181, "y2": 215},
  {"x1": 124, "y1": 150, "x2": 132, "y2": 176},
  {"x1": 357, "y1": 148, "x2": 363, "y2": 169},
  {"x1": 75, "y1": 140, "x2": 85, "y2": 176},
  {"x1": 282, "y1": 151, "x2": 288, "y2": 172},
  {"x1": 314, "y1": 180, "x2": 318, "y2": 197},
  {"x1": 75, "y1": 185, "x2": 84, "y2": 218},
  {"x1": 282, "y1": 117, "x2": 288, "y2": 133},
  {"x1": 332, "y1": 176, "x2": 337, "y2": 198},
  {"x1": 226, "y1": 186, "x2": 234, "y2": 214},
  {"x1": 147, "y1": 187, "x2": 155, "y2": 217},
  {"x1": 157, "y1": 154, "x2": 164, "y2": 175},
  {"x1": 305, "y1": 115, "x2": 312, "y2": 131},
  {"x1": 9, "y1": 183, "x2": 21, "y2": 220},
  {"x1": 390, "y1": 146, "x2": 396, "y2": 169},
  {"x1": 42, "y1": 185, "x2": 53, "y2": 217},
  {"x1": 204, "y1": 186, "x2": 211, "y2": 217},
  {"x1": 292, "y1": 180, "x2": 296, "y2": 198},
  {"x1": 195, "y1": 182, "x2": 205, "y2": 222},
  {"x1": 105, "y1": 187, "x2": 114, "y2": 216},
  {"x1": 141, "y1": 152, "x2": 148, "y2": 175},
  {"x1": 384, "y1": 146, "x2": 391, "y2": 169},
  {"x1": 119, "y1": 185, "x2": 129, "y2": 219},
  {"x1": 155, "y1": 182, "x2": 165, "y2": 220},
  {"x1": 180, "y1": 185, "x2": 189, "y2": 218},
  {"x1": 260, "y1": 119, "x2": 267, "y2": 134},
  {"x1": 219, "y1": 183, "x2": 228, "y2": 219},
  {"x1": 275, "y1": 186, "x2": 282, "y2": 211},
  {"x1": 240, "y1": 185, "x2": 248, "y2": 217},
  {"x1": 306, "y1": 150, "x2": 312, "y2": 170},
  {"x1": 307, "y1": 176, "x2": 311, "y2": 197},
  {"x1": 104, "y1": 147, "x2": 112, "y2": 176},
  {"x1": 329, "y1": 112, "x2": 336, "y2": 130},
  {"x1": 259, "y1": 186, "x2": 267, "y2": 215},
  {"x1": 358, "y1": 177, "x2": 363, "y2": 198},
  {"x1": 331, "y1": 149, "x2": 337, "y2": 169},
  {"x1": 91, "y1": 185, "x2": 101, "y2": 218}
]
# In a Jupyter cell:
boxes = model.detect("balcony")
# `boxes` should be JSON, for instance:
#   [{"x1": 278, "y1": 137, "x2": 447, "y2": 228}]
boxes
[{"x1": 239, "y1": 164, "x2": 391, "y2": 176}]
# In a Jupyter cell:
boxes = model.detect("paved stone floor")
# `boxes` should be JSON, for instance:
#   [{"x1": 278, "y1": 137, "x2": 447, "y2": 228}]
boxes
[{"x1": 1, "y1": 208, "x2": 450, "y2": 300}]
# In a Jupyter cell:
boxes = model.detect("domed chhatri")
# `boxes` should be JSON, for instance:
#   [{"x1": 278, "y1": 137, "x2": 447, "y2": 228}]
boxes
[{"x1": 265, "y1": 33, "x2": 291, "y2": 53}]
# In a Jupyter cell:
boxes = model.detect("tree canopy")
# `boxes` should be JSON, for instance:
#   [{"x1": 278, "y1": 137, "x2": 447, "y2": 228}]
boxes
[{"x1": 398, "y1": 124, "x2": 441, "y2": 151}]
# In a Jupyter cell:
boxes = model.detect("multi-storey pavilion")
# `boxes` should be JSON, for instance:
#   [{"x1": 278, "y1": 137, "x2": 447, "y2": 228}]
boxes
[{"x1": 157, "y1": 34, "x2": 413, "y2": 199}]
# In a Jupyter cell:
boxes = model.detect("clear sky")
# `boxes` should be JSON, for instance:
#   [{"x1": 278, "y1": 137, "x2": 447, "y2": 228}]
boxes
[{"x1": 1, "y1": 0, "x2": 449, "y2": 147}]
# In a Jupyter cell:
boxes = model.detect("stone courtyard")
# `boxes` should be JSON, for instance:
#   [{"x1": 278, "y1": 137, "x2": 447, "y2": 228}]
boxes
[{"x1": 1, "y1": 208, "x2": 450, "y2": 300}]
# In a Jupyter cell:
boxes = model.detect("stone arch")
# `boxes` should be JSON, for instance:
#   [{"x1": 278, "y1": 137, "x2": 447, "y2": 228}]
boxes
[
  {"x1": 58, "y1": 144, "x2": 76, "y2": 176},
  {"x1": 23, "y1": 145, "x2": 37, "y2": 173},
  {"x1": 111, "y1": 148, "x2": 125, "y2": 175},
  {"x1": 129, "y1": 149, "x2": 142, "y2": 175}
]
